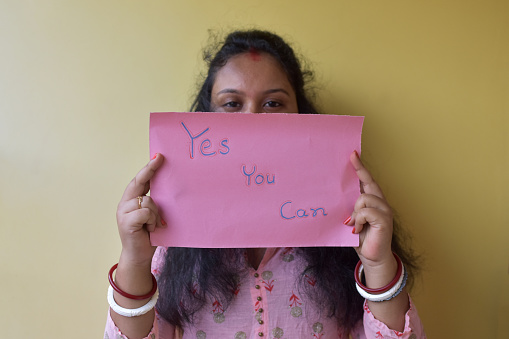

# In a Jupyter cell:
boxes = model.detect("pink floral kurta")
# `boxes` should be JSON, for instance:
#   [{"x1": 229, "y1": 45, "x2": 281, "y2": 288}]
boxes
[{"x1": 105, "y1": 247, "x2": 425, "y2": 339}]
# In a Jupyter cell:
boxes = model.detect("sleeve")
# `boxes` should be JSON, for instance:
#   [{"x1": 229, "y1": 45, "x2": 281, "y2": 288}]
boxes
[
  {"x1": 350, "y1": 295, "x2": 426, "y2": 339},
  {"x1": 104, "y1": 247, "x2": 169, "y2": 339},
  {"x1": 104, "y1": 309, "x2": 158, "y2": 339}
]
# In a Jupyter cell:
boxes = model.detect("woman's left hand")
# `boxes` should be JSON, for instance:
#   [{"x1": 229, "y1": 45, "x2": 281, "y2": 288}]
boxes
[
  {"x1": 344, "y1": 151, "x2": 395, "y2": 271},
  {"x1": 345, "y1": 151, "x2": 410, "y2": 331}
]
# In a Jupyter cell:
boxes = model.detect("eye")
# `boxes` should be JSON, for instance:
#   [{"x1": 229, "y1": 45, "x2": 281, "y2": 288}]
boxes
[
  {"x1": 264, "y1": 101, "x2": 281, "y2": 108},
  {"x1": 223, "y1": 101, "x2": 241, "y2": 108}
]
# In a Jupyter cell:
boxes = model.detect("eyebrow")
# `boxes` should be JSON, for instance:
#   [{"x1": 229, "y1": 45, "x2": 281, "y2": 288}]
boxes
[{"x1": 216, "y1": 88, "x2": 291, "y2": 96}]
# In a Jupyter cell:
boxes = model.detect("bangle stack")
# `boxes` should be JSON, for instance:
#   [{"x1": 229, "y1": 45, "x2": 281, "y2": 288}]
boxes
[
  {"x1": 354, "y1": 252, "x2": 407, "y2": 302},
  {"x1": 107, "y1": 263, "x2": 159, "y2": 317}
]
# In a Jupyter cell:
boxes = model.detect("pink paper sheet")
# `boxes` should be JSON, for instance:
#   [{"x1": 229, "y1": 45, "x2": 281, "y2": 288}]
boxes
[{"x1": 149, "y1": 112, "x2": 363, "y2": 248}]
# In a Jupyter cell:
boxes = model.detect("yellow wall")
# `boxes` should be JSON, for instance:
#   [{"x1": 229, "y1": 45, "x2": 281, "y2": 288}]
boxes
[{"x1": 1, "y1": 1, "x2": 507, "y2": 337}]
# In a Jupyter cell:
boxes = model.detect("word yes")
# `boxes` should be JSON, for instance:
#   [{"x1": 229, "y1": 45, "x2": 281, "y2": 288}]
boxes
[{"x1": 181, "y1": 122, "x2": 230, "y2": 159}]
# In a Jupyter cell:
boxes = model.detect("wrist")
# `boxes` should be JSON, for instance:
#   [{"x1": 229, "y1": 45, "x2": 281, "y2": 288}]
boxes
[
  {"x1": 361, "y1": 255, "x2": 398, "y2": 290},
  {"x1": 111, "y1": 260, "x2": 156, "y2": 309},
  {"x1": 115, "y1": 254, "x2": 155, "y2": 294},
  {"x1": 119, "y1": 249, "x2": 154, "y2": 269}
]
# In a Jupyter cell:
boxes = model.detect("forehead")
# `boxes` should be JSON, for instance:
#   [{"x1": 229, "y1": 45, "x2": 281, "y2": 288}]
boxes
[{"x1": 212, "y1": 52, "x2": 293, "y2": 91}]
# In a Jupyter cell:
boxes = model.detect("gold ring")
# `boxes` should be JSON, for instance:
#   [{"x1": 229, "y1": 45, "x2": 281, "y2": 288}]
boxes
[{"x1": 137, "y1": 196, "x2": 143, "y2": 209}]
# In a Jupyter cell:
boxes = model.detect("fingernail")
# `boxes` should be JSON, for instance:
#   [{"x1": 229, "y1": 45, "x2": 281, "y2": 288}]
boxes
[
  {"x1": 352, "y1": 227, "x2": 356, "y2": 234},
  {"x1": 161, "y1": 218, "x2": 167, "y2": 226},
  {"x1": 354, "y1": 150, "x2": 360, "y2": 159},
  {"x1": 343, "y1": 216, "x2": 351, "y2": 225},
  {"x1": 151, "y1": 153, "x2": 158, "y2": 160}
]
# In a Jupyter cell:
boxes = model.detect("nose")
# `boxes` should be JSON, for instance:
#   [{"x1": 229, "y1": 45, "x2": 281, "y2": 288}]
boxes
[{"x1": 243, "y1": 101, "x2": 264, "y2": 113}]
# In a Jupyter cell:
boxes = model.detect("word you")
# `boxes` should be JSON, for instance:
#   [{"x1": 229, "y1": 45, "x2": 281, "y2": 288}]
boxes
[
  {"x1": 242, "y1": 164, "x2": 276, "y2": 186},
  {"x1": 181, "y1": 122, "x2": 230, "y2": 159}
]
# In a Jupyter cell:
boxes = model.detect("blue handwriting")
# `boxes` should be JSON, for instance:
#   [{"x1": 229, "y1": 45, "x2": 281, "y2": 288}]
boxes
[
  {"x1": 280, "y1": 201, "x2": 328, "y2": 220},
  {"x1": 181, "y1": 121, "x2": 230, "y2": 159},
  {"x1": 242, "y1": 164, "x2": 276, "y2": 186}
]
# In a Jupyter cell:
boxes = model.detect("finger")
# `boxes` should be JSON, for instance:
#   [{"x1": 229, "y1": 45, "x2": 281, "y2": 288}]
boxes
[
  {"x1": 144, "y1": 210, "x2": 158, "y2": 233},
  {"x1": 121, "y1": 153, "x2": 164, "y2": 202},
  {"x1": 118, "y1": 196, "x2": 165, "y2": 229},
  {"x1": 118, "y1": 195, "x2": 157, "y2": 214},
  {"x1": 137, "y1": 196, "x2": 167, "y2": 229},
  {"x1": 343, "y1": 193, "x2": 391, "y2": 227},
  {"x1": 122, "y1": 208, "x2": 155, "y2": 230},
  {"x1": 350, "y1": 151, "x2": 385, "y2": 199},
  {"x1": 353, "y1": 193, "x2": 392, "y2": 215},
  {"x1": 119, "y1": 205, "x2": 159, "y2": 234},
  {"x1": 351, "y1": 208, "x2": 393, "y2": 234}
]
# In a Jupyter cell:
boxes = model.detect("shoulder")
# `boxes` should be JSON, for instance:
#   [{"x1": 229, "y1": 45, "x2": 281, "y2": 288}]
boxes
[{"x1": 151, "y1": 246, "x2": 167, "y2": 277}]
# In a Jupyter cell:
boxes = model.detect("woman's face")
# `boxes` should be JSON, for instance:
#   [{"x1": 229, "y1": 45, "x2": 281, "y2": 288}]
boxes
[{"x1": 210, "y1": 52, "x2": 299, "y2": 113}]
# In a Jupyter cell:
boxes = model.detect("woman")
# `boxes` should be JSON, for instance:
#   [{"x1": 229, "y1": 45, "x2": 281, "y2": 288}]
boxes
[{"x1": 105, "y1": 30, "x2": 425, "y2": 339}]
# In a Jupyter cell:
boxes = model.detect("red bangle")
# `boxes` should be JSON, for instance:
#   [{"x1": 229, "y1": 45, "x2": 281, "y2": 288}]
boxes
[
  {"x1": 108, "y1": 263, "x2": 158, "y2": 300},
  {"x1": 354, "y1": 252, "x2": 402, "y2": 294}
]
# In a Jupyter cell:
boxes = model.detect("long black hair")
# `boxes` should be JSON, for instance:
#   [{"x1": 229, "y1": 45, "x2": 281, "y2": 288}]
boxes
[{"x1": 157, "y1": 29, "x2": 420, "y2": 334}]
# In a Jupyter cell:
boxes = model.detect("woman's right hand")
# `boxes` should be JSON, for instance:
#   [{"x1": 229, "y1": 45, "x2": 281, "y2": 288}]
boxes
[
  {"x1": 111, "y1": 154, "x2": 165, "y2": 338},
  {"x1": 116, "y1": 153, "x2": 165, "y2": 266}
]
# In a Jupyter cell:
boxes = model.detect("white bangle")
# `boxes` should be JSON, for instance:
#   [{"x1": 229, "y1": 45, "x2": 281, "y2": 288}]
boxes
[
  {"x1": 107, "y1": 285, "x2": 159, "y2": 317},
  {"x1": 355, "y1": 263, "x2": 406, "y2": 302},
  {"x1": 376, "y1": 268, "x2": 408, "y2": 302}
]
